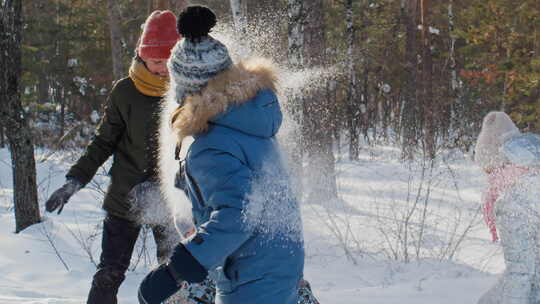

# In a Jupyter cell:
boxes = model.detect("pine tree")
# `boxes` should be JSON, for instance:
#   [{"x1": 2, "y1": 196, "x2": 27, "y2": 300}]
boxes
[
  {"x1": 458, "y1": 0, "x2": 540, "y2": 130},
  {"x1": 345, "y1": 0, "x2": 359, "y2": 160},
  {"x1": 1, "y1": 0, "x2": 41, "y2": 233},
  {"x1": 107, "y1": 0, "x2": 126, "y2": 81}
]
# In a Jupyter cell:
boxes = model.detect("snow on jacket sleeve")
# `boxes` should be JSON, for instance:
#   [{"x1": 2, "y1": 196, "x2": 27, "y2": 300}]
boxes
[
  {"x1": 67, "y1": 87, "x2": 125, "y2": 186},
  {"x1": 183, "y1": 147, "x2": 253, "y2": 271}
]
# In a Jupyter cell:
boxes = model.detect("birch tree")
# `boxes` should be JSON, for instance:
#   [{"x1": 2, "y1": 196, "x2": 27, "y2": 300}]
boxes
[
  {"x1": 230, "y1": 0, "x2": 248, "y2": 56},
  {"x1": 230, "y1": 0, "x2": 248, "y2": 37},
  {"x1": 1, "y1": 0, "x2": 41, "y2": 233}
]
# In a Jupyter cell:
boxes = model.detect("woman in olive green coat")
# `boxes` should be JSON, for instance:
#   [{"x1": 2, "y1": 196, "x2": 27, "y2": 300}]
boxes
[{"x1": 44, "y1": 10, "x2": 181, "y2": 304}]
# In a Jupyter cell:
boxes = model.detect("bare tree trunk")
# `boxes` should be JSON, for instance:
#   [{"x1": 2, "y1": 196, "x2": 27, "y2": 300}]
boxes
[
  {"x1": 385, "y1": 4, "x2": 403, "y2": 140},
  {"x1": 0, "y1": 124, "x2": 4, "y2": 148},
  {"x1": 53, "y1": 0, "x2": 66, "y2": 139},
  {"x1": 287, "y1": 0, "x2": 304, "y2": 69},
  {"x1": 448, "y1": 0, "x2": 458, "y2": 112},
  {"x1": 401, "y1": 0, "x2": 420, "y2": 159},
  {"x1": 447, "y1": 0, "x2": 463, "y2": 147},
  {"x1": 159, "y1": 0, "x2": 168, "y2": 9},
  {"x1": 37, "y1": 70, "x2": 48, "y2": 103},
  {"x1": 1, "y1": 0, "x2": 41, "y2": 233},
  {"x1": 286, "y1": 0, "x2": 306, "y2": 197},
  {"x1": 147, "y1": 0, "x2": 154, "y2": 15},
  {"x1": 107, "y1": 0, "x2": 126, "y2": 81},
  {"x1": 362, "y1": 63, "x2": 370, "y2": 141},
  {"x1": 156, "y1": 0, "x2": 168, "y2": 10},
  {"x1": 356, "y1": 3, "x2": 371, "y2": 144},
  {"x1": 230, "y1": 0, "x2": 248, "y2": 56},
  {"x1": 327, "y1": 75, "x2": 340, "y2": 159},
  {"x1": 303, "y1": 0, "x2": 338, "y2": 203},
  {"x1": 345, "y1": 0, "x2": 359, "y2": 160},
  {"x1": 420, "y1": 0, "x2": 435, "y2": 159},
  {"x1": 60, "y1": 86, "x2": 66, "y2": 138},
  {"x1": 230, "y1": 0, "x2": 248, "y2": 35}
]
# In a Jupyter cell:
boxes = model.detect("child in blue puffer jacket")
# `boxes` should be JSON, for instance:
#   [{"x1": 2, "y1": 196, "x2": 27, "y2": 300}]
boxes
[{"x1": 138, "y1": 6, "x2": 305, "y2": 304}]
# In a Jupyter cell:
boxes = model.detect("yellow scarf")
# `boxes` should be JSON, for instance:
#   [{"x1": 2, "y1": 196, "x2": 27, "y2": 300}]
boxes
[{"x1": 128, "y1": 60, "x2": 169, "y2": 97}]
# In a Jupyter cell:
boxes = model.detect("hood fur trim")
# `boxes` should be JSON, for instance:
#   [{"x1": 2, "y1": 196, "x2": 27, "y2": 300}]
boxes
[
  {"x1": 171, "y1": 57, "x2": 278, "y2": 141},
  {"x1": 156, "y1": 57, "x2": 277, "y2": 233}
]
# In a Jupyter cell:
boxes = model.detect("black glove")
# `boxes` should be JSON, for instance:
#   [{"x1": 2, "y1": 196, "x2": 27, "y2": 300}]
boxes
[
  {"x1": 138, "y1": 264, "x2": 179, "y2": 304},
  {"x1": 45, "y1": 178, "x2": 82, "y2": 214},
  {"x1": 138, "y1": 243, "x2": 208, "y2": 304}
]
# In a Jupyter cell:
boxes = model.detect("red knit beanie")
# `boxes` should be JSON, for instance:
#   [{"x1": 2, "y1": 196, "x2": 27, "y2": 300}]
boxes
[{"x1": 138, "y1": 10, "x2": 181, "y2": 59}]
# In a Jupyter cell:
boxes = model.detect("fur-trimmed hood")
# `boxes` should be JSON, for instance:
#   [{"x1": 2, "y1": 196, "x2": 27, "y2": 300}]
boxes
[
  {"x1": 170, "y1": 57, "x2": 280, "y2": 140},
  {"x1": 156, "y1": 57, "x2": 281, "y2": 232}
]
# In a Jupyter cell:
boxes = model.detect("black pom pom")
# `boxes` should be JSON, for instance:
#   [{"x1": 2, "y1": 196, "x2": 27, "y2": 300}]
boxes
[{"x1": 177, "y1": 6, "x2": 217, "y2": 42}]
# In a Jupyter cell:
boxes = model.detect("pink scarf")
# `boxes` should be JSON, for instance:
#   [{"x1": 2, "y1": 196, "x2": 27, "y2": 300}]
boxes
[{"x1": 482, "y1": 165, "x2": 529, "y2": 242}]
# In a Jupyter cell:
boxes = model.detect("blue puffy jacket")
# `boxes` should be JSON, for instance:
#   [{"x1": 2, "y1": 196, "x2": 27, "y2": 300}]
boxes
[
  {"x1": 139, "y1": 58, "x2": 304, "y2": 304},
  {"x1": 183, "y1": 87, "x2": 304, "y2": 304}
]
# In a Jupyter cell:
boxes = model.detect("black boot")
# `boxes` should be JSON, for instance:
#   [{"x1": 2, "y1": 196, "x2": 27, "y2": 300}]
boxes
[{"x1": 87, "y1": 267, "x2": 125, "y2": 304}]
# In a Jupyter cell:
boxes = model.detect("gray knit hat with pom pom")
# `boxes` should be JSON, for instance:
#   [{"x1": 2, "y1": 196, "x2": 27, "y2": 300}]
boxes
[{"x1": 167, "y1": 6, "x2": 233, "y2": 104}]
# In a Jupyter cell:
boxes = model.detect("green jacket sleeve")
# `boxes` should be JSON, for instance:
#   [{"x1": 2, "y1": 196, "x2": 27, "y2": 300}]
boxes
[{"x1": 66, "y1": 87, "x2": 126, "y2": 186}]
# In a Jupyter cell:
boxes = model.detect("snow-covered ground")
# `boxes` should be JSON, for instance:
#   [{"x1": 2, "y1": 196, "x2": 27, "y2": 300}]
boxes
[{"x1": 0, "y1": 145, "x2": 501, "y2": 304}]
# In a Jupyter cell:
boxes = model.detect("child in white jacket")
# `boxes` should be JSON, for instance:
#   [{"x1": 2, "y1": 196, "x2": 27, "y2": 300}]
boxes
[{"x1": 476, "y1": 111, "x2": 540, "y2": 304}]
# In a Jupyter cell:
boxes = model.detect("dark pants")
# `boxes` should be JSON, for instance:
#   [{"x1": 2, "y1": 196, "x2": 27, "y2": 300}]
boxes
[{"x1": 87, "y1": 214, "x2": 172, "y2": 304}]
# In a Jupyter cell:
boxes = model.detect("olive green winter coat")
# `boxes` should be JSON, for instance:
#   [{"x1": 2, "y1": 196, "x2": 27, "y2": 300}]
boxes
[{"x1": 67, "y1": 77, "x2": 161, "y2": 219}]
